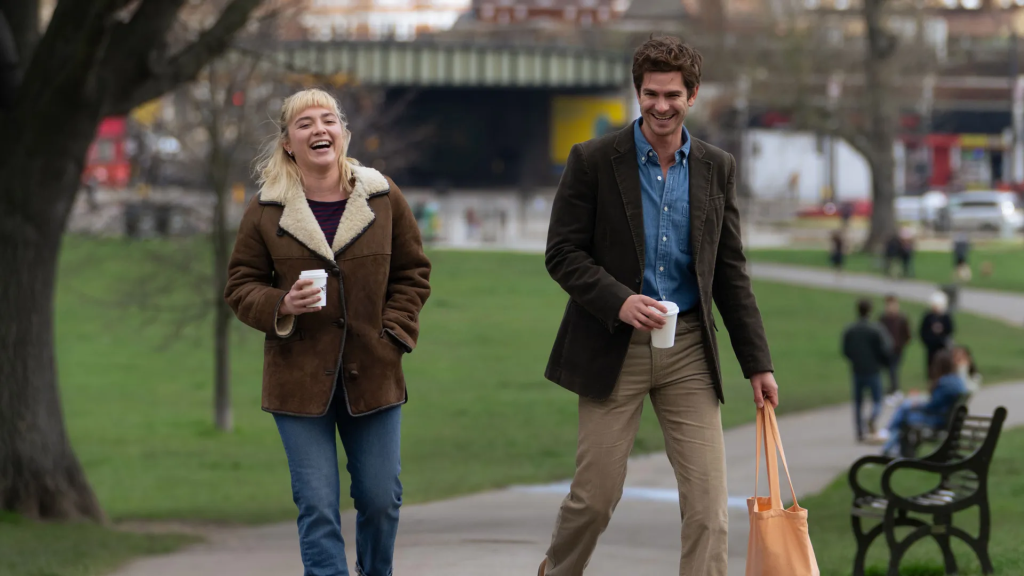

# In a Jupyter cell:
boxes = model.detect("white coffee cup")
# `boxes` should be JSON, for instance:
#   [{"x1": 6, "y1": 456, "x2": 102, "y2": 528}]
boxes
[
  {"x1": 299, "y1": 269, "x2": 328, "y2": 308},
  {"x1": 649, "y1": 301, "x2": 680, "y2": 349}
]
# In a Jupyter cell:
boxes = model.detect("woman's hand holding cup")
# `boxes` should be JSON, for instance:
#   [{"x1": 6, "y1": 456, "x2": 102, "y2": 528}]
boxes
[{"x1": 280, "y1": 279, "x2": 323, "y2": 316}]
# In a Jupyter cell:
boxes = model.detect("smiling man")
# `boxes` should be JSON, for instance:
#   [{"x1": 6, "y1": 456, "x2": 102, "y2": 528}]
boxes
[{"x1": 538, "y1": 37, "x2": 778, "y2": 576}]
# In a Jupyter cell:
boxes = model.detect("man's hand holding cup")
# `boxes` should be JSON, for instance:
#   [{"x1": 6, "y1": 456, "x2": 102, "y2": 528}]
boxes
[{"x1": 619, "y1": 294, "x2": 667, "y2": 332}]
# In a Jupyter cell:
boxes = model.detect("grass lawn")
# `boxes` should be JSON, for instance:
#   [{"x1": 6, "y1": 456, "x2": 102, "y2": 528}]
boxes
[
  {"x1": 4, "y1": 238, "x2": 1024, "y2": 575},
  {"x1": 749, "y1": 247, "x2": 1024, "y2": 293},
  {"x1": 804, "y1": 426, "x2": 1024, "y2": 576},
  {"x1": 0, "y1": 513, "x2": 198, "y2": 576}
]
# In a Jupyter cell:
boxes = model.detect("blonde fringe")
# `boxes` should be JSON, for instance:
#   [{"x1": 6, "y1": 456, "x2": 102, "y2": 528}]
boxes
[{"x1": 254, "y1": 88, "x2": 356, "y2": 197}]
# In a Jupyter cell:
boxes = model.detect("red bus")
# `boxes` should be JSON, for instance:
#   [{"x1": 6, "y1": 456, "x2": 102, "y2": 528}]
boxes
[{"x1": 82, "y1": 116, "x2": 132, "y2": 189}]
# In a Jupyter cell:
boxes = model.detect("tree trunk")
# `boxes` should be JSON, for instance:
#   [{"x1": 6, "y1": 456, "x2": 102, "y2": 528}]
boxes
[
  {"x1": 0, "y1": 235, "x2": 105, "y2": 521},
  {"x1": 862, "y1": 0, "x2": 898, "y2": 252},
  {"x1": 0, "y1": 114, "x2": 106, "y2": 520},
  {"x1": 211, "y1": 163, "x2": 233, "y2": 432}
]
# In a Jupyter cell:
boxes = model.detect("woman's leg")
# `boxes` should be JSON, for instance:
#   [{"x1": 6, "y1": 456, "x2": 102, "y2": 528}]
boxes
[
  {"x1": 338, "y1": 406, "x2": 403, "y2": 576},
  {"x1": 881, "y1": 402, "x2": 912, "y2": 455},
  {"x1": 274, "y1": 403, "x2": 348, "y2": 576}
]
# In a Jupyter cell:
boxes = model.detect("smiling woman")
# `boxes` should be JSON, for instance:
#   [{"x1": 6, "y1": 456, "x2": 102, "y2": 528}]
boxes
[{"x1": 225, "y1": 88, "x2": 431, "y2": 576}]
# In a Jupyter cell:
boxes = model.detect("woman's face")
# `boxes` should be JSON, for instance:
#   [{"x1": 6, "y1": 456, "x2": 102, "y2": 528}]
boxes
[
  {"x1": 953, "y1": 348, "x2": 968, "y2": 366},
  {"x1": 283, "y1": 106, "x2": 345, "y2": 173}
]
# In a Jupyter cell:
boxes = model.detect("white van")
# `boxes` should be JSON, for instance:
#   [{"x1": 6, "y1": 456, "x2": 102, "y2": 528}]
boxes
[{"x1": 947, "y1": 191, "x2": 1024, "y2": 232}]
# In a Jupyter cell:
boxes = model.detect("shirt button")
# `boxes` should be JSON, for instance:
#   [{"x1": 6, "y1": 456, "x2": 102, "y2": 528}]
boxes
[
  {"x1": 648, "y1": 151, "x2": 653, "y2": 156},
  {"x1": 662, "y1": 236, "x2": 667, "y2": 241},
  {"x1": 663, "y1": 206, "x2": 668, "y2": 212},
  {"x1": 659, "y1": 266, "x2": 664, "y2": 271},
  {"x1": 657, "y1": 176, "x2": 662, "y2": 181}
]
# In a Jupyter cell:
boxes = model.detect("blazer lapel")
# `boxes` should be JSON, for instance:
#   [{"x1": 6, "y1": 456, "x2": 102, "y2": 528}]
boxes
[
  {"x1": 688, "y1": 139, "x2": 713, "y2": 264},
  {"x1": 612, "y1": 124, "x2": 646, "y2": 272}
]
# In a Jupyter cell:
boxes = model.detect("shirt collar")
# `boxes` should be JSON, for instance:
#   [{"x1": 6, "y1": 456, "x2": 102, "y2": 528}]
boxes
[{"x1": 633, "y1": 118, "x2": 691, "y2": 164}]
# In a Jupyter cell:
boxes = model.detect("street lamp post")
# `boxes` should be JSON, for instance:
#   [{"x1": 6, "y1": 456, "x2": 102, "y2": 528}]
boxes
[{"x1": 1011, "y1": 17, "x2": 1024, "y2": 186}]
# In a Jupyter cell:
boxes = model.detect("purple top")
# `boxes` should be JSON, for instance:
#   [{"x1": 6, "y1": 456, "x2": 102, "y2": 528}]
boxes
[{"x1": 306, "y1": 198, "x2": 348, "y2": 247}]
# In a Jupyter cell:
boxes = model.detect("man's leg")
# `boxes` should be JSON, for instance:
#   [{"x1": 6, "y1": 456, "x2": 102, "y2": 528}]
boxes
[
  {"x1": 888, "y1": 351, "x2": 901, "y2": 395},
  {"x1": 543, "y1": 330, "x2": 652, "y2": 576},
  {"x1": 852, "y1": 374, "x2": 865, "y2": 441},
  {"x1": 868, "y1": 373, "x2": 884, "y2": 434},
  {"x1": 649, "y1": 313, "x2": 727, "y2": 576}
]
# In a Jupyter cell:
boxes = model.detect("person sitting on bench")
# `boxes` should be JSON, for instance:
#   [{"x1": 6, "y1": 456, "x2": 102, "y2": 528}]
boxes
[{"x1": 881, "y1": 349, "x2": 967, "y2": 457}]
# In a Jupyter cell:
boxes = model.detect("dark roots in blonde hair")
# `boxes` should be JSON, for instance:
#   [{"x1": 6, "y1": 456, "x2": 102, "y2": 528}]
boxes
[{"x1": 631, "y1": 36, "x2": 703, "y2": 98}]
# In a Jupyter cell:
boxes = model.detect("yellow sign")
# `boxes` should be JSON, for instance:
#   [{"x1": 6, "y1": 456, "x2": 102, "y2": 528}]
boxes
[
  {"x1": 131, "y1": 98, "x2": 162, "y2": 127},
  {"x1": 959, "y1": 134, "x2": 1004, "y2": 150},
  {"x1": 232, "y1": 182, "x2": 246, "y2": 204},
  {"x1": 550, "y1": 95, "x2": 627, "y2": 165}
]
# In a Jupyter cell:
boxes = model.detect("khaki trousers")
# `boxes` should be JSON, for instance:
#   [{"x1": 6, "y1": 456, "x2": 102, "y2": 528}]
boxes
[{"x1": 544, "y1": 311, "x2": 728, "y2": 576}]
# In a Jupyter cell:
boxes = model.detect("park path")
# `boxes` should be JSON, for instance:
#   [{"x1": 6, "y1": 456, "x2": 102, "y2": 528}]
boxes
[
  {"x1": 107, "y1": 265, "x2": 1024, "y2": 576},
  {"x1": 750, "y1": 262, "x2": 1024, "y2": 326}
]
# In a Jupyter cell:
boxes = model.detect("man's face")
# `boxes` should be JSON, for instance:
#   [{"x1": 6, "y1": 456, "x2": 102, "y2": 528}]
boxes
[
  {"x1": 885, "y1": 300, "x2": 899, "y2": 314},
  {"x1": 637, "y1": 72, "x2": 696, "y2": 140}
]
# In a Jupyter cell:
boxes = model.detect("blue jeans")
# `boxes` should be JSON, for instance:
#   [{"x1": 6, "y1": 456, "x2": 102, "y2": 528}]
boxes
[
  {"x1": 274, "y1": 398, "x2": 402, "y2": 576},
  {"x1": 852, "y1": 373, "x2": 883, "y2": 440},
  {"x1": 887, "y1": 350, "x2": 903, "y2": 395},
  {"x1": 881, "y1": 400, "x2": 933, "y2": 455}
]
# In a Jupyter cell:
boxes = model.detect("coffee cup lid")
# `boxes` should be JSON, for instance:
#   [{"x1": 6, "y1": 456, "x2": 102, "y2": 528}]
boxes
[
  {"x1": 650, "y1": 301, "x2": 679, "y2": 316},
  {"x1": 300, "y1": 269, "x2": 328, "y2": 277}
]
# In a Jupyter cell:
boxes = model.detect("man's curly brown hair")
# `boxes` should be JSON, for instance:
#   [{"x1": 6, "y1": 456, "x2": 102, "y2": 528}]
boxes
[{"x1": 632, "y1": 36, "x2": 703, "y2": 98}]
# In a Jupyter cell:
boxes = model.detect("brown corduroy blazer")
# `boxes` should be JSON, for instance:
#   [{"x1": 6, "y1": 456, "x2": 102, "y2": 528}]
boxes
[{"x1": 544, "y1": 122, "x2": 773, "y2": 402}]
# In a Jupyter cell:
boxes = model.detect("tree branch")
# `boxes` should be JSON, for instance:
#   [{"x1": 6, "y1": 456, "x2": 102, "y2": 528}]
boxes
[
  {"x1": 15, "y1": 0, "x2": 133, "y2": 112},
  {"x1": 104, "y1": 0, "x2": 264, "y2": 115},
  {"x1": 99, "y1": 0, "x2": 188, "y2": 106},
  {"x1": 0, "y1": 10, "x2": 17, "y2": 110},
  {"x1": 0, "y1": 0, "x2": 38, "y2": 78}
]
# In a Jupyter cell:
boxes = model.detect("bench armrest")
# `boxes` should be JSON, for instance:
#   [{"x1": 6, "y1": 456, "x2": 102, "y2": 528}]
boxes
[
  {"x1": 849, "y1": 455, "x2": 895, "y2": 499},
  {"x1": 881, "y1": 457, "x2": 980, "y2": 508}
]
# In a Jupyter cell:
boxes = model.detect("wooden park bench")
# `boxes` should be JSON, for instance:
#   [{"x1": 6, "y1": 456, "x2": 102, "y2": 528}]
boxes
[
  {"x1": 848, "y1": 406, "x2": 1007, "y2": 576},
  {"x1": 897, "y1": 391, "x2": 973, "y2": 458}
]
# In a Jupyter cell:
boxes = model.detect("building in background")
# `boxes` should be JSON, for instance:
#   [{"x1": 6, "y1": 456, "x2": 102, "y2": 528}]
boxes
[
  {"x1": 294, "y1": 0, "x2": 473, "y2": 41},
  {"x1": 466, "y1": 0, "x2": 627, "y2": 27}
]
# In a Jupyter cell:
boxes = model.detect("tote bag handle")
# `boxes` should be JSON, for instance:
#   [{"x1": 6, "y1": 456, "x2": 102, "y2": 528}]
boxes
[{"x1": 754, "y1": 403, "x2": 799, "y2": 510}]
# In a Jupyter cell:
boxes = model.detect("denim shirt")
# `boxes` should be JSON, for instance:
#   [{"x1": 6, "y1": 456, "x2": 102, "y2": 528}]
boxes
[
  {"x1": 921, "y1": 374, "x2": 968, "y2": 426},
  {"x1": 633, "y1": 119, "x2": 699, "y2": 312}
]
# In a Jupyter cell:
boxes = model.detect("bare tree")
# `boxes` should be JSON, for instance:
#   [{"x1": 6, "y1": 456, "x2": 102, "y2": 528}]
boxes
[
  {"x1": 705, "y1": 1, "x2": 937, "y2": 251},
  {"x1": 0, "y1": 0, "x2": 269, "y2": 522},
  {"x1": 111, "y1": 63, "x2": 431, "y2": 433},
  {"x1": 186, "y1": 52, "x2": 280, "y2": 432}
]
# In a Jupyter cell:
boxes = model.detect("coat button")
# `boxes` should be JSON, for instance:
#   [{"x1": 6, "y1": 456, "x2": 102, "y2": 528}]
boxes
[
  {"x1": 329, "y1": 268, "x2": 340, "y2": 277},
  {"x1": 332, "y1": 318, "x2": 345, "y2": 329},
  {"x1": 348, "y1": 370, "x2": 359, "y2": 379},
  {"x1": 635, "y1": 276, "x2": 641, "y2": 284}
]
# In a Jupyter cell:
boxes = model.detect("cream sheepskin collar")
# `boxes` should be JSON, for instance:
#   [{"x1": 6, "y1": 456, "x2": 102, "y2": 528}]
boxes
[{"x1": 259, "y1": 163, "x2": 389, "y2": 262}]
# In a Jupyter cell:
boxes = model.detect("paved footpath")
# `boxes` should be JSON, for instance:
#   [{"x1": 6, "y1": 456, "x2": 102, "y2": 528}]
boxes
[
  {"x1": 109, "y1": 266, "x2": 1024, "y2": 576},
  {"x1": 750, "y1": 262, "x2": 1024, "y2": 326}
]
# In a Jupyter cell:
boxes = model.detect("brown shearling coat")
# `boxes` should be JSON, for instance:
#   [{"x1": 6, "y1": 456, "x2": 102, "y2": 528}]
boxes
[{"x1": 225, "y1": 163, "x2": 430, "y2": 417}]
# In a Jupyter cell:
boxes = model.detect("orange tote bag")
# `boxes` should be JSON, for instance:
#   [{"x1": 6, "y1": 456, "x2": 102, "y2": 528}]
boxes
[{"x1": 745, "y1": 403, "x2": 820, "y2": 576}]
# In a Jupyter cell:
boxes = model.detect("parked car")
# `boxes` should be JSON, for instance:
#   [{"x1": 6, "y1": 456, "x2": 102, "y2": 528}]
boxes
[
  {"x1": 947, "y1": 191, "x2": 1024, "y2": 232},
  {"x1": 896, "y1": 191, "x2": 947, "y2": 228}
]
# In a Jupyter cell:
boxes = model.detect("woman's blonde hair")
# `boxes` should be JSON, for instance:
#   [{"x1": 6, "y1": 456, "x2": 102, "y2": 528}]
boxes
[{"x1": 255, "y1": 88, "x2": 355, "y2": 195}]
